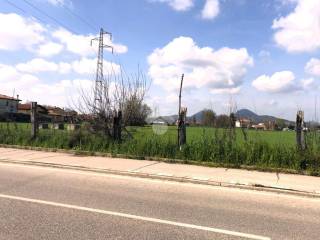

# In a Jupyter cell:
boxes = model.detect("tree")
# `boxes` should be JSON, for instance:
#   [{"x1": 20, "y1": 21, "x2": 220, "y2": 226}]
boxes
[
  {"x1": 122, "y1": 96, "x2": 152, "y2": 126},
  {"x1": 216, "y1": 114, "x2": 231, "y2": 128},
  {"x1": 275, "y1": 119, "x2": 286, "y2": 130},
  {"x1": 202, "y1": 109, "x2": 216, "y2": 127},
  {"x1": 75, "y1": 67, "x2": 148, "y2": 139}
]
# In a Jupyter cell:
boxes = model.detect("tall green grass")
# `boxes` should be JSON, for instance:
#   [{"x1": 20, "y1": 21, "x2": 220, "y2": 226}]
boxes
[{"x1": 0, "y1": 123, "x2": 319, "y2": 175}]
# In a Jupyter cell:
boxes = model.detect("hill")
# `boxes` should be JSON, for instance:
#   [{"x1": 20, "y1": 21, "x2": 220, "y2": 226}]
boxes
[
  {"x1": 236, "y1": 109, "x2": 292, "y2": 124},
  {"x1": 188, "y1": 108, "x2": 292, "y2": 124}
]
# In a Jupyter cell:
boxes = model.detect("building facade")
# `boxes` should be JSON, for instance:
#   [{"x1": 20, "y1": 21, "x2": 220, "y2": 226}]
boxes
[{"x1": 0, "y1": 94, "x2": 21, "y2": 114}]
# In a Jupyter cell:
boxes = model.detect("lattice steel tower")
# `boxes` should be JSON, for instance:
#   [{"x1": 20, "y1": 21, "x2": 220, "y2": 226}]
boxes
[{"x1": 91, "y1": 28, "x2": 113, "y2": 112}]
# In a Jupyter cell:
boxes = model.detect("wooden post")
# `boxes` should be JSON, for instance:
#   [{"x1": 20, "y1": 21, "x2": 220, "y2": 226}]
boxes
[
  {"x1": 31, "y1": 102, "x2": 38, "y2": 139},
  {"x1": 229, "y1": 112, "x2": 236, "y2": 141},
  {"x1": 296, "y1": 110, "x2": 305, "y2": 150},
  {"x1": 113, "y1": 110, "x2": 122, "y2": 142},
  {"x1": 178, "y1": 74, "x2": 187, "y2": 148},
  {"x1": 178, "y1": 107, "x2": 187, "y2": 147}
]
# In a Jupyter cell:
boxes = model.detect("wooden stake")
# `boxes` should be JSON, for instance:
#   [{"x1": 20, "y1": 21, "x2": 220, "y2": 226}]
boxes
[
  {"x1": 296, "y1": 110, "x2": 305, "y2": 150},
  {"x1": 31, "y1": 102, "x2": 38, "y2": 139},
  {"x1": 178, "y1": 74, "x2": 186, "y2": 147}
]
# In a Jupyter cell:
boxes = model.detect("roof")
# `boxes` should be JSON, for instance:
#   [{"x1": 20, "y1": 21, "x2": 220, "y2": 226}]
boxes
[
  {"x1": 0, "y1": 94, "x2": 21, "y2": 101},
  {"x1": 18, "y1": 103, "x2": 31, "y2": 111},
  {"x1": 18, "y1": 103, "x2": 47, "y2": 111}
]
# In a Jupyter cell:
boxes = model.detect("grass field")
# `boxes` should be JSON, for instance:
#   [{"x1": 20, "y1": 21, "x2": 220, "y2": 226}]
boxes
[
  {"x1": 130, "y1": 125, "x2": 296, "y2": 147},
  {"x1": 0, "y1": 122, "x2": 319, "y2": 175}
]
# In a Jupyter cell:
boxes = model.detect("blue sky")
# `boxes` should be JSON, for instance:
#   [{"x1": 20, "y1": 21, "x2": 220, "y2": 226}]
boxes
[{"x1": 0, "y1": 0, "x2": 319, "y2": 120}]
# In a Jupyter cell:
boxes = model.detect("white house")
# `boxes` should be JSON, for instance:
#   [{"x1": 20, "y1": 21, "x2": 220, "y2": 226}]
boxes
[{"x1": 0, "y1": 94, "x2": 21, "y2": 114}]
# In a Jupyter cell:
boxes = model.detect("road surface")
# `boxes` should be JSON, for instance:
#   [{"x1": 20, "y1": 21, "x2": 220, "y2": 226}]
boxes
[{"x1": 0, "y1": 162, "x2": 319, "y2": 240}]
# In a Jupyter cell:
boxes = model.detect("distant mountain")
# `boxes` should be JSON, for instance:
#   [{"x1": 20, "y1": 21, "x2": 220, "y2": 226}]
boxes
[
  {"x1": 148, "y1": 108, "x2": 293, "y2": 125},
  {"x1": 188, "y1": 108, "x2": 292, "y2": 124},
  {"x1": 189, "y1": 110, "x2": 204, "y2": 122},
  {"x1": 236, "y1": 109, "x2": 292, "y2": 124}
]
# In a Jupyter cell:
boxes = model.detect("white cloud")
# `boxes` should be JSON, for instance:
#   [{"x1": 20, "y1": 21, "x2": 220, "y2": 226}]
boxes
[
  {"x1": 0, "y1": 13, "x2": 127, "y2": 57},
  {"x1": 201, "y1": 0, "x2": 220, "y2": 20},
  {"x1": 16, "y1": 58, "x2": 59, "y2": 73},
  {"x1": 0, "y1": 64, "x2": 40, "y2": 94},
  {"x1": 272, "y1": 0, "x2": 320, "y2": 53},
  {"x1": 52, "y1": 28, "x2": 128, "y2": 57},
  {"x1": 36, "y1": 42, "x2": 64, "y2": 57},
  {"x1": 305, "y1": 58, "x2": 320, "y2": 76},
  {"x1": 0, "y1": 13, "x2": 45, "y2": 51},
  {"x1": 15, "y1": 57, "x2": 120, "y2": 75},
  {"x1": 153, "y1": 0, "x2": 195, "y2": 11},
  {"x1": 71, "y1": 57, "x2": 120, "y2": 75},
  {"x1": 210, "y1": 87, "x2": 240, "y2": 94},
  {"x1": 301, "y1": 78, "x2": 316, "y2": 90},
  {"x1": 52, "y1": 29, "x2": 95, "y2": 57},
  {"x1": 148, "y1": 36, "x2": 253, "y2": 93},
  {"x1": 252, "y1": 71, "x2": 297, "y2": 93},
  {"x1": 0, "y1": 62, "x2": 93, "y2": 107},
  {"x1": 58, "y1": 62, "x2": 72, "y2": 74},
  {"x1": 26, "y1": 78, "x2": 93, "y2": 107}
]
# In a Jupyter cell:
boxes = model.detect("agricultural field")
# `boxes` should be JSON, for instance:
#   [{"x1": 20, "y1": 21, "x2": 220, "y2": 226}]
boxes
[{"x1": 130, "y1": 125, "x2": 296, "y2": 147}]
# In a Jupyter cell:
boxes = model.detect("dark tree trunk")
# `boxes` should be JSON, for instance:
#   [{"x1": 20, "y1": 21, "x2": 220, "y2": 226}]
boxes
[
  {"x1": 296, "y1": 110, "x2": 305, "y2": 150},
  {"x1": 113, "y1": 110, "x2": 122, "y2": 142},
  {"x1": 31, "y1": 102, "x2": 38, "y2": 139},
  {"x1": 178, "y1": 108, "x2": 187, "y2": 148}
]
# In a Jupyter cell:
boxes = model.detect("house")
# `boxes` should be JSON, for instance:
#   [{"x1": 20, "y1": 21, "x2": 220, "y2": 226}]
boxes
[
  {"x1": 45, "y1": 106, "x2": 65, "y2": 122},
  {"x1": 0, "y1": 94, "x2": 21, "y2": 114},
  {"x1": 147, "y1": 116, "x2": 177, "y2": 126},
  {"x1": 252, "y1": 123, "x2": 266, "y2": 130},
  {"x1": 235, "y1": 118, "x2": 251, "y2": 128},
  {"x1": 18, "y1": 103, "x2": 48, "y2": 115},
  {"x1": 45, "y1": 106, "x2": 78, "y2": 123}
]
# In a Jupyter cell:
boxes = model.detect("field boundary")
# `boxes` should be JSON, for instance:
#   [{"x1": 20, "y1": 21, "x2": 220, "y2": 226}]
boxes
[{"x1": 0, "y1": 143, "x2": 308, "y2": 176}]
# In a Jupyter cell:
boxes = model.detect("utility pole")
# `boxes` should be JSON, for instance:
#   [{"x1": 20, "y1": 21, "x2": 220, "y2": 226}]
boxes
[{"x1": 91, "y1": 28, "x2": 113, "y2": 113}]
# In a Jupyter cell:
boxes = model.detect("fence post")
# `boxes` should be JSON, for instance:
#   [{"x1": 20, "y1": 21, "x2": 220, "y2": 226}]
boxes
[
  {"x1": 178, "y1": 107, "x2": 187, "y2": 148},
  {"x1": 31, "y1": 102, "x2": 38, "y2": 139},
  {"x1": 113, "y1": 110, "x2": 122, "y2": 142},
  {"x1": 296, "y1": 110, "x2": 305, "y2": 150},
  {"x1": 229, "y1": 112, "x2": 236, "y2": 141}
]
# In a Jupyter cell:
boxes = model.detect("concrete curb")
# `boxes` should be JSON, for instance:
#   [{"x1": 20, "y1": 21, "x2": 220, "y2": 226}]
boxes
[{"x1": 0, "y1": 158, "x2": 319, "y2": 199}]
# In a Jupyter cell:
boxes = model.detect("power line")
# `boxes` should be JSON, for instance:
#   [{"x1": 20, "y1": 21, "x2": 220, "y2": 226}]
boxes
[
  {"x1": 4, "y1": 0, "x2": 26, "y2": 13},
  {"x1": 61, "y1": 4, "x2": 97, "y2": 32},
  {"x1": 21, "y1": 0, "x2": 80, "y2": 35},
  {"x1": 4, "y1": 0, "x2": 49, "y2": 27}
]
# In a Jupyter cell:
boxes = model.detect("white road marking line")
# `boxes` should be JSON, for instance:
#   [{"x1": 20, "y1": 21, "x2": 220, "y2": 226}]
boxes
[
  {"x1": 1, "y1": 162, "x2": 320, "y2": 202},
  {"x1": 0, "y1": 193, "x2": 271, "y2": 240}
]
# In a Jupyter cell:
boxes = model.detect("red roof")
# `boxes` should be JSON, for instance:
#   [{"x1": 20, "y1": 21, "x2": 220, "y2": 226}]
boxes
[
  {"x1": 18, "y1": 103, "x2": 31, "y2": 110},
  {"x1": 0, "y1": 94, "x2": 21, "y2": 101}
]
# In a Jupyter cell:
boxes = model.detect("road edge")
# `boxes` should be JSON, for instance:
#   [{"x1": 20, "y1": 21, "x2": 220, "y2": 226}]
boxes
[{"x1": 0, "y1": 158, "x2": 319, "y2": 199}]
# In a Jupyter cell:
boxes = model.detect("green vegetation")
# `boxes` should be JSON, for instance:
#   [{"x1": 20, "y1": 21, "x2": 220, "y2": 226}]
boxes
[{"x1": 0, "y1": 122, "x2": 319, "y2": 175}]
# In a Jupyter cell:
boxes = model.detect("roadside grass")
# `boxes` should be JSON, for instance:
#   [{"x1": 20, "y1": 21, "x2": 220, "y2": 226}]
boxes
[{"x1": 0, "y1": 122, "x2": 319, "y2": 175}]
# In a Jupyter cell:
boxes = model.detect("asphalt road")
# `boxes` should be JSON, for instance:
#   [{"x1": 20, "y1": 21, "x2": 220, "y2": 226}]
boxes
[{"x1": 0, "y1": 163, "x2": 319, "y2": 240}]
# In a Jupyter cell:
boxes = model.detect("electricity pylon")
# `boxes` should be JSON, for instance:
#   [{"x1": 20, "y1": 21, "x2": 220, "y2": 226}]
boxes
[{"x1": 91, "y1": 28, "x2": 113, "y2": 113}]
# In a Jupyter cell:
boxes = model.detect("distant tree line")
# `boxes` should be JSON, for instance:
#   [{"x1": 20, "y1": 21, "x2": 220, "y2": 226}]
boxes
[{"x1": 194, "y1": 109, "x2": 235, "y2": 128}]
